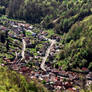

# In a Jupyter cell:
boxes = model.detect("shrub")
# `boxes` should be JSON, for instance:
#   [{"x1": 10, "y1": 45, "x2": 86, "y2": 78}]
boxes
[{"x1": 0, "y1": 66, "x2": 49, "y2": 92}]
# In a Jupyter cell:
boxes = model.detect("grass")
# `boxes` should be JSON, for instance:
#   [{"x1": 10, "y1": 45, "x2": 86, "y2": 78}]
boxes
[
  {"x1": 46, "y1": 29, "x2": 55, "y2": 38},
  {"x1": 0, "y1": 15, "x2": 25, "y2": 23}
]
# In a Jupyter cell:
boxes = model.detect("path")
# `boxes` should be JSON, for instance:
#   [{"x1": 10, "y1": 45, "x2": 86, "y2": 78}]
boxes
[
  {"x1": 40, "y1": 38, "x2": 56, "y2": 71},
  {"x1": 21, "y1": 38, "x2": 26, "y2": 60},
  {"x1": 25, "y1": 29, "x2": 57, "y2": 71}
]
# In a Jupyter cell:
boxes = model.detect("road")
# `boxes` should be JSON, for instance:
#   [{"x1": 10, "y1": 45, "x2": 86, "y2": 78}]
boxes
[
  {"x1": 25, "y1": 29, "x2": 57, "y2": 71},
  {"x1": 21, "y1": 38, "x2": 26, "y2": 60},
  {"x1": 40, "y1": 39, "x2": 56, "y2": 71}
]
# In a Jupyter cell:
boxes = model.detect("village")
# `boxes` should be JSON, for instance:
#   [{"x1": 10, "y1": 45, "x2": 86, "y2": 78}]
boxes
[{"x1": 0, "y1": 19, "x2": 92, "y2": 92}]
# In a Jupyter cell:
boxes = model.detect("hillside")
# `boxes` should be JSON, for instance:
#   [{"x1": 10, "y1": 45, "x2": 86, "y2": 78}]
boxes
[
  {"x1": 56, "y1": 15, "x2": 92, "y2": 70},
  {"x1": 0, "y1": 0, "x2": 92, "y2": 92},
  {"x1": 0, "y1": 66, "x2": 48, "y2": 92}
]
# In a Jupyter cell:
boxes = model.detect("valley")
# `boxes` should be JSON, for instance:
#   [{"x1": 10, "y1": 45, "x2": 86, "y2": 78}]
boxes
[
  {"x1": 0, "y1": 0, "x2": 92, "y2": 92},
  {"x1": 0, "y1": 18, "x2": 92, "y2": 92}
]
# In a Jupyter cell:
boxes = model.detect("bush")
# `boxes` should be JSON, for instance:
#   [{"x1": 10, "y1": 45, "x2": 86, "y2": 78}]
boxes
[
  {"x1": 0, "y1": 6, "x2": 5, "y2": 15},
  {"x1": 0, "y1": 66, "x2": 49, "y2": 92}
]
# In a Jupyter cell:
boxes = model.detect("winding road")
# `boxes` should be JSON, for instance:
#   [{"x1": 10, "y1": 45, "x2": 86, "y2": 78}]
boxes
[
  {"x1": 40, "y1": 39, "x2": 56, "y2": 71},
  {"x1": 24, "y1": 29, "x2": 57, "y2": 71}
]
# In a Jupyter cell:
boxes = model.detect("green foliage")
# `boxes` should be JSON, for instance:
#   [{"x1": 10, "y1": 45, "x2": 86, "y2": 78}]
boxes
[
  {"x1": 0, "y1": 66, "x2": 49, "y2": 92},
  {"x1": 56, "y1": 15, "x2": 92, "y2": 70},
  {"x1": 0, "y1": 0, "x2": 92, "y2": 82},
  {"x1": 6, "y1": 0, "x2": 60, "y2": 23},
  {"x1": 0, "y1": 6, "x2": 5, "y2": 15},
  {"x1": 0, "y1": 0, "x2": 92, "y2": 29}
]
